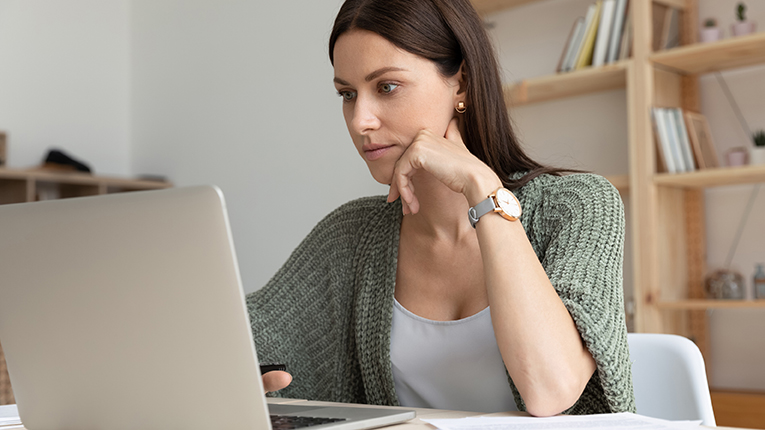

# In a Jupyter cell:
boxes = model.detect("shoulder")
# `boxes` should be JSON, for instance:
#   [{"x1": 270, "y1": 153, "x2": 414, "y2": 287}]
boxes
[
  {"x1": 291, "y1": 195, "x2": 401, "y2": 257},
  {"x1": 516, "y1": 173, "x2": 623, "y2": 225},
  {"x1": 315, "y1": 195, "x2": 400, "y2": 233}
]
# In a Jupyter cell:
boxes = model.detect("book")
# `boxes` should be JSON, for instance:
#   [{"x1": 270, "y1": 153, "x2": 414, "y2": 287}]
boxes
[
  {"x1": 652, "y1": 3, "x2": 668, "y2": 52},
  {"x1": 568, "y1": 3, "x2": 597, "y2": 72},
  {"x1": 663, "y1": 8, "x2": 680, "y2": 49},
  {"x1": 652, "y1": 108, "x2": 677, "y2": 173},
  {"x1": 618, "y1": 8, "x2": 632, "y2": 60},
  {"x1": 606, "y1": 0, "x2": 628, "y2": 63},
  {"x1": 558, "y1": 17, "x2": 585, "y2": 73},
  {"x1": 672, "y1": 108, "x2": 697, "y2": 171},
  {"x1": 664, "y1": 108, "x2": 687, "y2": 172},
  {"x1": 592, "y1": 0, "x2": 616, "y2": 68},
  {"x1": 575, "y1": 1, "x2": 603, "y2": 70}
]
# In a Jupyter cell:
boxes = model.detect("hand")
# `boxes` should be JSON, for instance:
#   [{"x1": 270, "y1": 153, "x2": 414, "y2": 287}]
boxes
[
  {"x1": 263, "y1": 370, "x2": 292, "y2": 394},
  {"x1": 386, "y1": 118, "x2": 501, "y2": 214}
]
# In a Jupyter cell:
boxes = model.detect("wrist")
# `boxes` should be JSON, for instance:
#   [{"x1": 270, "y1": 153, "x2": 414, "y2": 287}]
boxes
[{"x1": 465, "y1": 171, "x2": 503, "y2": 206}]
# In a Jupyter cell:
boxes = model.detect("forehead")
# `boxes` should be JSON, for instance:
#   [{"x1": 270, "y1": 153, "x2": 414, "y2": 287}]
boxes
[{"x1": 332, "y1": 29, "x2": 437, "y2": 81}]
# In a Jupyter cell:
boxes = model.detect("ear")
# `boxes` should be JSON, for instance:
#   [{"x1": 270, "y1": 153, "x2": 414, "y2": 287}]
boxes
[{"x1": 451, "y1": 61, "x2": 468, "y2": 106}]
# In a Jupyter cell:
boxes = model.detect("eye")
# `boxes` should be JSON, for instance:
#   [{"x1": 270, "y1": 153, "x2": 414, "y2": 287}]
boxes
[
  {"x1": 379, "y1": 83, "x2": 399, "y2": 94},
  {"x1": 337, "y1": 90, "x2": 356, "y2": 102}
]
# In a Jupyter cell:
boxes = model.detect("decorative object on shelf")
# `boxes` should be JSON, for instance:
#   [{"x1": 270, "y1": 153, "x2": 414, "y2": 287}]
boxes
[
  {"x1": 751, "y1": 130, "x2": 765, "y2": 165},
  {"x1": 705, "y1": 269, "x2": 745, "y2": 299},
  {"x1": 732, "y1": 2, "x2": 757, "y2": 37},
  {"x1": 726, "y1": 146, "x2": 749, "y2": 166},
  {"x1": 683, "y1": 111, "x2": 720, "y2": 168},
  {"x1": 700, "y1": 18, "x2": 722, "y2": 43},
  {"x1": 41, "y1": 149, "x2": 91, "y2": 173},
  {"x1": 754, "y1": 264, "x2": 765, "y2": 299},
  {"x1": 0, "y1": 131, "x2": 6, "y2": 167}
]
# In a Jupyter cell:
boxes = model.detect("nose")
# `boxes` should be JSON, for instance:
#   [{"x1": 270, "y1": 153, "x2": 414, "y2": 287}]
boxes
[{"x1": 350, "y1": 94, "x2": 380, "y2": 136}]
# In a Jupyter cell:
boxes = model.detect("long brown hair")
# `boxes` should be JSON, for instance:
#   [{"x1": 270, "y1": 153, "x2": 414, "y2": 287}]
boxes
[{"x1": 329, "y1": 0, "x2": 573, "y2": 191}]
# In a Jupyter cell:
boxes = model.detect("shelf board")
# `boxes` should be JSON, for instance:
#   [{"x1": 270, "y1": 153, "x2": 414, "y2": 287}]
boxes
[
  {"x1": 653, "y1": 164, "x2": 765, "y2": 188},
  {"x1": 470, "y1": 0, "x2": 543, "y2": 15},
  {"x1": 0, "y1": 168, "x2": 171, "y2": 190},
  {"x1": 504, "y1": 60, "x2": 630, "y2": 106},
  {"x1": 657, "y1": 299, "x2": 765, "y2": 310},
  {"x1": 650, "y1": 32, "x2": 765, "y2": 74}
]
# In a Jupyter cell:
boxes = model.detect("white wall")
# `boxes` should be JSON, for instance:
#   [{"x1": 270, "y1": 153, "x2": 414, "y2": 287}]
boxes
[
  {"x1": 0, "y1": 0, "x2": 131, "y2": 175},
  {"x1": 486, "y1": 0, "x2": 765, "y2": 391},
  {"x1": 129, "y1": 0, "x2": 387, "y2": 293}
]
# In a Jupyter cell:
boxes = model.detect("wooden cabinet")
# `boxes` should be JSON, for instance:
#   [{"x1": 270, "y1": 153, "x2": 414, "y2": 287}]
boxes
[{"x1": 0, "y1": 168, "x2": 171, "y2": 404}]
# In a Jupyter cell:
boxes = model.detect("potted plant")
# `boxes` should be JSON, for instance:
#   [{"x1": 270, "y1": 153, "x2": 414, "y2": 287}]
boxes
[
  {"x1": 751, "y1": 130, "x2": 765, "y2": 165},
  {"x1": 732, "y1": 3, "x2": 757, "y2": 36},
  {"x1": 701, "y1": 18, "x2": 722, "y2": 42}
]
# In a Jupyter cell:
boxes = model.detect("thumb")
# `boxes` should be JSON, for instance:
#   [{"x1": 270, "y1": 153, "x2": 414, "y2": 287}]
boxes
[{"x1": 444, "y1": 117, "x2": 463, "y2": 144}]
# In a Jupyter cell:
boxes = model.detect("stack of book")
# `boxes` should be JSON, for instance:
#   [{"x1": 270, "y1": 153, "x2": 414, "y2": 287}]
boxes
[
  {"x1": 557, "y1": 0, "x2": 632, "y2": 73},
  {"x1": 652, "y1": 107, "x2": 698, "y2": 174}
]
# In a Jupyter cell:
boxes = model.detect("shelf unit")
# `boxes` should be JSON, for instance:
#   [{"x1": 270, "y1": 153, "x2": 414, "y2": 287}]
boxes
[
  {"x1": 472, "y1": 0, "x2": 765, "y2": 422},
  {"x1": 0, "y1": 168, "x2": 171, "y2": 405},
  {"x1": 471, "y1": 0, "x2": 765, "y2": 321}
]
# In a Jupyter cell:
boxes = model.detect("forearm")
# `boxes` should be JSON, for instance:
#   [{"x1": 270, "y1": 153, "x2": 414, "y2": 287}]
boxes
[{"x1": 474, "y1": 204, "x2": 596, "y2": 416}]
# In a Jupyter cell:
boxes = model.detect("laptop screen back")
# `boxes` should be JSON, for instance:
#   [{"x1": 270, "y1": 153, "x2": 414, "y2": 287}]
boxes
[{"x1": 0, "y1": 186, "x2": 270, "y2": 430}]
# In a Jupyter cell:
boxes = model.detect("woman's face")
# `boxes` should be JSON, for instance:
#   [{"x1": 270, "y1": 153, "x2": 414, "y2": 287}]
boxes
[{"x1": 333, "y1": 29, "x2": 462, "y2": 185}]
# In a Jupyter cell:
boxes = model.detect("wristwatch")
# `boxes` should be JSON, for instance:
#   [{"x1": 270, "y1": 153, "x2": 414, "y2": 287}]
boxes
[{"x1": 468, "y1": 187, "x2": 522, "y2": 228}]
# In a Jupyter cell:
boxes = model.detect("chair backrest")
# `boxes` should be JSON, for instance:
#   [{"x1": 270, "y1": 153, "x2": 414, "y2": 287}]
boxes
[{"x1": 627, "y1": 333, "x2": 716, "y2": 426}]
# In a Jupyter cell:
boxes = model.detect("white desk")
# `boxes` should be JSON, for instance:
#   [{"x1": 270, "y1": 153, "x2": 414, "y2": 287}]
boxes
[
  {"x1": 264, "y1": 398, "x2": 752, "y2": 430},
  {"x1": 0, "y1": 400, "x2": 755, "y2": 430}
]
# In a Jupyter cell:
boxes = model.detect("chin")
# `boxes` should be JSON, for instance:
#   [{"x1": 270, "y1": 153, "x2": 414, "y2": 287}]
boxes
[{"x1": 367, "y1": 165, "x2": 394, "y2": 186}]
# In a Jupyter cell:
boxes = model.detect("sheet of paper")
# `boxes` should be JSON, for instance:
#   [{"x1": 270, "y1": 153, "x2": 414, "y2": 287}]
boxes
[
  {"x1": 423, "y1": 412, "x2": 701, "y2": 430},
  {"x1": 0, "y1": 405, "x2": 21, "y2": 427}
]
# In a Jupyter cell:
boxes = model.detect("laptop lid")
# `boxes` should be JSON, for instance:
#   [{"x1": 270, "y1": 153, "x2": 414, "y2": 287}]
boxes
[{"x1": 0, "y1": 186, "x2": 268, "y2": 430}]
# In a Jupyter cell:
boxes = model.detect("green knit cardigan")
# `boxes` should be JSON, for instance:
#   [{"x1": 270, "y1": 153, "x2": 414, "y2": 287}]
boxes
[{"x1": 246, "y1": 173, "x2": 636, "y2": 414}]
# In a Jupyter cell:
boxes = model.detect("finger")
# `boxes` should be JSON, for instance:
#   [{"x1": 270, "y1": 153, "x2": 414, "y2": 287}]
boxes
[
  {"x1": 408, "y1": 194, "x2": 420, "y2": 214},
  {"x1": 387, "y1": 182, "x2": 400, "y2": 203},
  {"x1": 444, "y1": 117, "x2": 462, "y2": 143},
  {"x1": 263, "y1": 371, "x2": 292, "y2": 394}
]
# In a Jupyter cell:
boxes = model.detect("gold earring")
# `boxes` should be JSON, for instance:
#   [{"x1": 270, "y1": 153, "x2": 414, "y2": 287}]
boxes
[{"x1": 455, "y1": 101, "x2": 467, "y2": 114}]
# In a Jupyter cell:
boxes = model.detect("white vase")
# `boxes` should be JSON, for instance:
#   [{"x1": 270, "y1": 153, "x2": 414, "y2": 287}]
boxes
[
  {"x1": 731, "y1": 21, "x2": 757, "y2": 37},
  {"x1": 700, "y1": 27, "x2": 722, "y2": 42},
  {"x1": 750, "y1": 147, "x2": 765, "y2": 165}
]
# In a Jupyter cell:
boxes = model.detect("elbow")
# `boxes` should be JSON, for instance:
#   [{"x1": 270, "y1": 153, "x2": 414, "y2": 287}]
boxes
[{"x1": 521, "y1": 376, "x2": 585, "y2": 417}]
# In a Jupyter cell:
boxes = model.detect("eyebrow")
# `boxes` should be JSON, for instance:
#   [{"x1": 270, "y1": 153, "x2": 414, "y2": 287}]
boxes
[{"x1": 333, "y1": 67, "x2": 408, "y2": 86}]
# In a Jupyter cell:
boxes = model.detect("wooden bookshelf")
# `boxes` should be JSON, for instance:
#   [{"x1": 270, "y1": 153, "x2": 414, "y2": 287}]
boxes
[
  {"x1": 654, "y1": 164, "x2": 765, "y2": 188},
  {"x1": 658, "y1": 300, "x2": 765, "y2": 310},
  {"x1": 504, "y1": 61, "x2": 630, "y2": 106},
  {"x1": 0, "y1": 168, "x2": 171, "y2": 204},
  {"x1": 651, "y1": 32, "x2": 765, "y2": 74}
]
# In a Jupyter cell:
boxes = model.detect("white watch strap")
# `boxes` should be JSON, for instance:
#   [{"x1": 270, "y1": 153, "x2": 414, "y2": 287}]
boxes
[{"x1": 468, "y1": 196, "x2": 496, "y2": 228}]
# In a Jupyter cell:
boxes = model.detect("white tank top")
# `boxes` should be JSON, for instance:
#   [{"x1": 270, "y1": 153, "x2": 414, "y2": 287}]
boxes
[{"x1": 390, "y1": 298, "x2": 518, "y2": 413}]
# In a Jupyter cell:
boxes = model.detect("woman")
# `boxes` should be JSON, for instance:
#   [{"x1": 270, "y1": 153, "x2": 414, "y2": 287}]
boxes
[{"x1": 248, "y1": 0, "x2": 634, "y2": 417}]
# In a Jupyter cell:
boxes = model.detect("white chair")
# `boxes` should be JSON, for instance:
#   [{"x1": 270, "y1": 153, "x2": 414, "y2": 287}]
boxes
[{"x1": 627, "y1": 333, "x2": 716, "y2": 426}]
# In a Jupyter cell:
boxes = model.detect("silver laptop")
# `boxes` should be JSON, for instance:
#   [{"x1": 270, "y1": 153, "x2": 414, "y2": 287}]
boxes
[{"x1": 0, "y1": 186, "x2": 414, "y2": 430}]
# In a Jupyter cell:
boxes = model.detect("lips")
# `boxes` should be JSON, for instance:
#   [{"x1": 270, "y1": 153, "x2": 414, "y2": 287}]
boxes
[{"x1": 362, "y1": 143, "x2": 394, "y2": 161}]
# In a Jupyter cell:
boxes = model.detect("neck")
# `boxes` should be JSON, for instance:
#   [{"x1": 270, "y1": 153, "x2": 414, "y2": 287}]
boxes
[{"x1": 400, "y1": 172, "x2": 475, "y2": 243}]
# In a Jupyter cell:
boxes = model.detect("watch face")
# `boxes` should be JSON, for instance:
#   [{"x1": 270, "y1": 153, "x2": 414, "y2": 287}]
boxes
[{"x1": 495, "y1": 188, "x2": 521, "y2": 218}]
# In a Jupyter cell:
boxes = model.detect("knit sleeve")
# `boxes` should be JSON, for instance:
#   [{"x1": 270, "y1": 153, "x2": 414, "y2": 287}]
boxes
[
  {"x1": 520, "y1": 174, "x2": 635, "y2": 414},
  {"x1": 244, "y1": 197, "x2": 387, "y2": 403}
]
